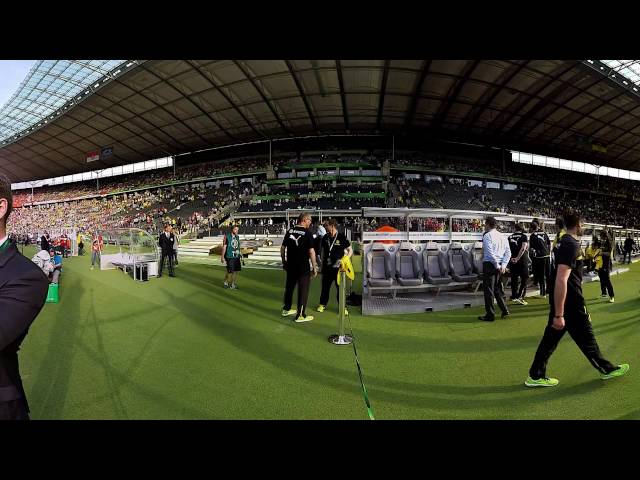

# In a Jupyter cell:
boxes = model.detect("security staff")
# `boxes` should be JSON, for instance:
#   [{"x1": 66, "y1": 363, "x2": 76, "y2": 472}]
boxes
[
  {"x1": 529, "y1": 219, "x2": 551, "y2": 297},
  {"x1": 316, "y1": 218, "x2": 353, "y2": 314},
  {"x1": 0, "y1": 174, "x2": 49, "y2": 420},
  {"x1": 158, "y1": 223, "x2": 176, "y2": 277},
  {"x1": 525, "y1": 213, "x2": 628, "y2": 387},
  {"x1": 508, "y1": 223, "x2": 529, "y2": 305},
  {"x1": 281, "y1": 213, "x2": 318, "y2": 323}
]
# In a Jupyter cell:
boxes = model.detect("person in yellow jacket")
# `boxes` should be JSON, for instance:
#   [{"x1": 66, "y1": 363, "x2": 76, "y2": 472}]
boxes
[
  {"x1": 592, "y1": 238, "x2": 615, "y2": 303},
  {"x1": 552, "y1": 217, "x2": 566, "y2": 250},
  {"x1": 584, "y1": 242, "x2": 596, "y2": 273}
]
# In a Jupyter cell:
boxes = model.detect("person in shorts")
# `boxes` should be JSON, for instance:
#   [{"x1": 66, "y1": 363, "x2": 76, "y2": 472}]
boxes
[{"x1": 222, "y1": 224, "x2": 242, "y2": 289}]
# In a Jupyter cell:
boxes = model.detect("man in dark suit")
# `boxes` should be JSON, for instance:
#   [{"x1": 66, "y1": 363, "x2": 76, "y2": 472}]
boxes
[
  {"x1": 158, "y1": 223, "x2": 176, "y2": 277},
  {"x1": 0, "y1": 174, "x2": 49, "y2": 420}
]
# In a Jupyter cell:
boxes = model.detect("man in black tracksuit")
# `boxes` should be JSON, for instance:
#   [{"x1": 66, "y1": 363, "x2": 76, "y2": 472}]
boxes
[
  {"x1": 281, "y1": 213, "x2": 318, "y2": 322},
  {"x1": 528, "y1": 219, "x2": 551, "y2": 296},
  {"x1": 525, "y1": 213, "x2": 629, "y2": 387},
  {"x1": 316, "y1": 218, "x2": 353, "y2": 314},
  {"x1": 508, "y1": 223, "x2": 529, "y2": 304}
]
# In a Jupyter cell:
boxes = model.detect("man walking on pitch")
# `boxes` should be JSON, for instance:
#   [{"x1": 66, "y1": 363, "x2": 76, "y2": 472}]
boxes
[
  {"x1": 525, "y1": 213, "x2": 629, "y2": 387},
  {"x1": 0, "y1": 174, "x2": 49, "y2": 420},
  {"x1": 281, "y1": 213, "x2": 318, "y2": 323},
  {"x1": 316, "y1": 218, "x2": 353, "y2": 315},
  {"x1": 158, "y1": 223, "x2": 176, "y2": 278},
  {"x1": 221, "y1": 224, "x2": 242, "y2": 289},
  {"x1": 478, "y1": 217, "x2": 511, "y2": 321},
  {"x1": 508, "y1": 223, "x2": 530, "y2": 305},
  {"x1": 529, "y1": 219, "x2": 551, "y2": 297}
]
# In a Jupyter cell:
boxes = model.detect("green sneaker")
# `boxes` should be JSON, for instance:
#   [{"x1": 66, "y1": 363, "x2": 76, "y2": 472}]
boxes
[
  {"x1": 608, "y1": 297, "x2": 615, "y2": 303},
  {"x1": 601, "y1": 363, "x2": 629, "y2": 380},
  {"x1": 524, "y1": 376, "x2": 559, "y2": 388},
  {"x1": 294, "y1": 314, "x2": 314, "y2": 323},
  {"x1": 281, "y1": 309, "x2": 297, "y2": 317},
  {"x1": 316, "y1": 305, "x2": 325, "y2": 313}
]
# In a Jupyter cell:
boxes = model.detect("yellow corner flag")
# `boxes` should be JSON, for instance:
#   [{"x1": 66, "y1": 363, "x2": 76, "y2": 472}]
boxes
[{"x1": 337, "y1": 255, "x2": 355, "y2": 285}]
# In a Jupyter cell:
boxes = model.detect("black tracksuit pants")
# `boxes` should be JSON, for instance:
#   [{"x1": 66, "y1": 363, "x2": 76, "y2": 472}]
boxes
[
  {"x1": 598, "y1": 269, "x2": 615, "y2": 297},
  {"x1": 482, "y1": 262, "x2": 509, "y2": 319},
  {"x1": 623, "y1": 250, "x2": 632, "y2": 264},
  {"x1": 529, "y1": 308, "x2": 617, "y2": 379},
  {"x1": 283, "y1": 269, "x2": 311, "y2": 317},
  {"x1": 532, "y1": 257, "x2": 550, "y2": 296},
  {"x1": 320, "y1": 267, "x2": 340, "y2": 307},
  {"x1": 510, "y1": 262, "x2": 528, "y2": 300}
]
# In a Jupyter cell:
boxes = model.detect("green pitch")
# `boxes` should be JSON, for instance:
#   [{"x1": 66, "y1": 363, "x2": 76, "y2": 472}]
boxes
[{"x1": 19, "y1": 246, "x2": 640, "y2": 419}]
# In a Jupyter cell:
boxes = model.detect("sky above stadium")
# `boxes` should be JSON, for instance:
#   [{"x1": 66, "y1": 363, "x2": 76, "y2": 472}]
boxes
[{"x1": 0, "y1": 60, "x2": 35, "y2": 108}]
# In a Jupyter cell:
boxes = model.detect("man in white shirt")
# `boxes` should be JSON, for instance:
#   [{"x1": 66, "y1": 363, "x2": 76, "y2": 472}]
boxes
[{"x1": 479, "y1": 217, "x2": 512, "y2": 321}]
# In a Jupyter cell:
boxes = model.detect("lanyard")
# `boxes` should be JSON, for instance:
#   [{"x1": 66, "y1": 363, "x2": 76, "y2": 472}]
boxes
[{"x1": 327, "y1": 234, "x2": 338, "y2": 254}]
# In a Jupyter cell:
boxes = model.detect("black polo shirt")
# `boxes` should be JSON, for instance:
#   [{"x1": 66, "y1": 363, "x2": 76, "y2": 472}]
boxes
[
  {"x1": 282, "y1": 225, "x2": 314, "y2": 274},
  {"x1": 320, "y1": 232, "x2": 350, "y2": 270},
  {"x1": 508, "y1": 232, "x2": 528, "y2": 264},
  {"x1": 549, "y1": 234, "x2": 584, "y2": 314}
]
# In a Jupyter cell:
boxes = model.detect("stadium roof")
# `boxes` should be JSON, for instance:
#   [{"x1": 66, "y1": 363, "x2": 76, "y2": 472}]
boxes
[
  {"x1": 5, "y1": 59, "x2": 640, "y2": 182},
  {"x1": 0, "y1": 60, "x2": 128, "y2": 143}
]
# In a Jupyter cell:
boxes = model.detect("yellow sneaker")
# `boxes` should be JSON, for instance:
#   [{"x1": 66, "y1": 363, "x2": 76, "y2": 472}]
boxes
[
  {"x1": 316, "y1": 305, "x2": 325, "y2": 313},
  {"x1": 281, "y1": 309, "x2": 297, "y2": 317}
]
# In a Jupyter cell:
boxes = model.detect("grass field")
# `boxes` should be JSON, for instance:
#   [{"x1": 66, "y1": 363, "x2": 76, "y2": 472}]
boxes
[{"x1": 19, "y1": 245, "x2": 640, "y2": 419}]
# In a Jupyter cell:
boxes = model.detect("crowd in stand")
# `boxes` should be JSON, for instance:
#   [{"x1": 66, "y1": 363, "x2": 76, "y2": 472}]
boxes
[{"x1": 10, "y1": 148, "x2": 640, "y2": 241}]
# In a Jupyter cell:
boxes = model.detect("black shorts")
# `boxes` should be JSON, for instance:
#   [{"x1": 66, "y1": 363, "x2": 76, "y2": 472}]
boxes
[{"x1": 225, "y1": 257, "x2": 241, "y2": 272}]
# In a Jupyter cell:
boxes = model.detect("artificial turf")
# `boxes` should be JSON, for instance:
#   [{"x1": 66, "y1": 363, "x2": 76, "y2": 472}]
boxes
[{"x1": 18, "y1": 245, "x2": 640, "y2": 420}]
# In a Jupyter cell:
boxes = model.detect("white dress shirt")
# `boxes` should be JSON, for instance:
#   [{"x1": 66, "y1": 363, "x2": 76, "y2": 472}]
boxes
[{"x1": 482, "y1": 228, "x2": 511, "y2": 268}]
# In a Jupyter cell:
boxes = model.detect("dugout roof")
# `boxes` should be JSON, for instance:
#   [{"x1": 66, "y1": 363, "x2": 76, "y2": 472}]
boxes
[{"x1": 4, "y1": 59, "x2": 640, "y2": 182}]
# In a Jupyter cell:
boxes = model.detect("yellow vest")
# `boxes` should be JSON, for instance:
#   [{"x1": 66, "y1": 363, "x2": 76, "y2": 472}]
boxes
[
  {"x1": 592, "y1": 248, "x2": 604, "y2": 270},
  {"x1": 552, "y1": 229, "x2": 566, "y2": 250},
  {"x1": 585, "y1": 245, "x2": 595, "y2": 260}
]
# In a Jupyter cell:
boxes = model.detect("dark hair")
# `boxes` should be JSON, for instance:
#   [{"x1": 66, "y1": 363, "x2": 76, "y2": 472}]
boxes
[
  {"x1": 485, "y1": 216, "x2": 497, "y2": 229},
  {"x1": 0, "y1": 174, "x2": 13, "y2": 225},
  {"x1": 530, "y1": 220, "x2": 539, "y2": 231},
  {"x1": 555, "y1": 216, "x2": 565, "y2": 229},
  {"x1": 563, "y1": 212, "x2": 580, "y2": 230},
  {"x1": 514, "y1": 222, "x2": 524, "y2": 232},
  {"x1": 326, "y1": 218, "x2": 338, "y2": 228}
]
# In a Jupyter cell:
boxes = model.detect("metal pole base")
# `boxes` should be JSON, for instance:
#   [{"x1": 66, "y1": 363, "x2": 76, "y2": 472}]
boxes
[{"x1": 328, "y1": 334, "x2": 353, "y2": 345}]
